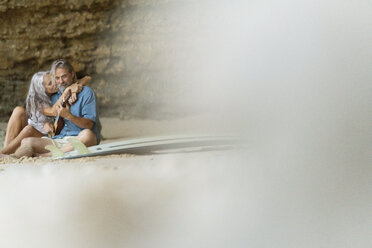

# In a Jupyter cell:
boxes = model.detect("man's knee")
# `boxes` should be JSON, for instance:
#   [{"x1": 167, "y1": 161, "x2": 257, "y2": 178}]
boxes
[{"x1": 78, "y1": 129, "x2": 97, "y2": 146}]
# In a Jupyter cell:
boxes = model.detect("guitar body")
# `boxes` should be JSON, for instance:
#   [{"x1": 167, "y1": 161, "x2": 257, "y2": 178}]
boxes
[
  {"x1": 54, "y1": 89, "x2": 71, "y2": 135},
  {"x1": 55, "y1": 118, "x2": 65, "y2": 135}
]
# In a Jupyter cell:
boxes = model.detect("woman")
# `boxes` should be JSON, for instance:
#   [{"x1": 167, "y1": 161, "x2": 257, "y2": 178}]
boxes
[{"x1": 0, "y1": 71, "x2": 90, "y2": 155}]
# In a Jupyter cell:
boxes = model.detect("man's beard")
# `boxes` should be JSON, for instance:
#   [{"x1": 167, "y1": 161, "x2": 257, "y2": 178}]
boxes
[{"x1": 58, "y1": 82, "x2": 70, "y2": 92}]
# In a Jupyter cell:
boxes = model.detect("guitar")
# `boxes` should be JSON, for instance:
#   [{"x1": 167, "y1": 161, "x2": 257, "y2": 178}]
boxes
[{"x1": 53, "y1": 89, "x2": 72, "y2": 135}]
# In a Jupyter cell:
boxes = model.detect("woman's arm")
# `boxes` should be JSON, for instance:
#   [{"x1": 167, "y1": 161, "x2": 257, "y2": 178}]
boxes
[
  {"x1": 68, "y1": 76, "x2": 92, "y2": 105},
  {"x1": 42, "y1": 89, "x2": 71, "y2": 116},
  {"x1": 77, "y1": 76, "x2": 91, "y2": 86},
  {"x1": 42, "y1": 106, "x2": 57, "y2": 117},
  {"x1": 42, "y1": 76, "x2": 92, "y2": 116}
]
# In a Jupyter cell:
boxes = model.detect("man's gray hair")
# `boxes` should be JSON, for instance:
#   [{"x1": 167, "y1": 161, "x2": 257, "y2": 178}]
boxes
[
  {"x1": 50, "y1": 59, "x2": 77, "y2": 86},
  {"x1": 26, "y1": 71, "x2": 53, "y2": 122}
]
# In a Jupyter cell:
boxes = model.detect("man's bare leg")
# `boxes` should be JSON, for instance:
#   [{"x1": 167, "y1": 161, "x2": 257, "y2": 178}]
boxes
[
  {"x1": 1, "y1": 125, "x2": 44, "y2": 154},
  {"x1": 3, "y1": 107, "x2": 27, "y2": 147},
  {"x1": 13, "y1": 137, "x2": 53, "y2": 158}
]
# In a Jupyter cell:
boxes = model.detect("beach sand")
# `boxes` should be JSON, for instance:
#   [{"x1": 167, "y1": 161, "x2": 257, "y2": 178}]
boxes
[
  {"x1": 0, "y1": 115, "x2": 370, "y2": 248},
  {"x1": 0, "y1": 114, "x2": 250, "y2": 247}
]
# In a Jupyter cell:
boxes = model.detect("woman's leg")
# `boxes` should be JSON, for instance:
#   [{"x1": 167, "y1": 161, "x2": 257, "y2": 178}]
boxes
[
  {"x1": 3, "y1": 106, "x2": 28, "y2": 147},
  {"x1": 1, "y1": 125, "x2": 44, "y2": 154},
  {"x1": 13, "y1": 136, "x2": 52, "y2": 158}
]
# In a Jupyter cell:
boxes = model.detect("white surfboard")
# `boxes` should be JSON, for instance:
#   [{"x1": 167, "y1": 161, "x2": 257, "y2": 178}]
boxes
[{"x1": 56, "y1": 135, "x2": 243, "y2": 160}]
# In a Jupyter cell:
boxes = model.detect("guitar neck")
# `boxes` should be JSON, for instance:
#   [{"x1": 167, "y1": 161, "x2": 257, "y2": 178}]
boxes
[{"x1": 62, "y1": 89, "x2": 72, "y2": 107}]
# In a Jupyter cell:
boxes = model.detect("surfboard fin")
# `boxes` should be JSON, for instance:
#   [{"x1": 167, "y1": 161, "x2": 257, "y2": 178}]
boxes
[
  {"x1": 45, "y1": 145, "x2": 65, "y2": 158},
  {"x1": 67, "y1": 138, "x2": 91, "y2": 155}
]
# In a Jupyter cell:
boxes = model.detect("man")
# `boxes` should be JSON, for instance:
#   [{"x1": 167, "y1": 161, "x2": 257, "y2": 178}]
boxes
[{"x1": 13, "y1": 59, "x2": 100, "y2": 157}]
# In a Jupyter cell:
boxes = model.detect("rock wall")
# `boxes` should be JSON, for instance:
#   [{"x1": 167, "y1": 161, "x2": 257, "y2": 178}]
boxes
[{"x1": 0, "y1": 0, "x2": 202, "y2": 121}]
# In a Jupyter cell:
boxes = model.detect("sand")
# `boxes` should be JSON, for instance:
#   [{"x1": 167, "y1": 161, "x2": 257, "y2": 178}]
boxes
[
  {"x1": 0, "y1": 115, "x2": 370, "y2": 248},
  {"x1": 0, "y1": 114, "x2": 250, "y2": 247}
]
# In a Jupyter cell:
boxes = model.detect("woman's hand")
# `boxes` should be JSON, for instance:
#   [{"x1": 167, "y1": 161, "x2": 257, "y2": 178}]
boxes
[
  {"x1": 66, "y1": 83, "x2": 83, "y2": 94},
  {"x1": 69, "y1": 92, "x2": 77, "y2": 105},
  {"x1": 43, "y1": 122, "x2": 54, "y2": 136},
  {"x1": 65, "y1": 83, "x2": 82, "y2": 105}
]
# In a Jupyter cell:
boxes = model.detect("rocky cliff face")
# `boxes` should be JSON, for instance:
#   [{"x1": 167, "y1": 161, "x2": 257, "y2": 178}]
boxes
[{"x1": 0, "y1": 0, "x2": 200, "y2": 121}]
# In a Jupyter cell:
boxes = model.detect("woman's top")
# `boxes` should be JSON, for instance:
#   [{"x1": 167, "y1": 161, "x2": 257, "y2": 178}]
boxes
[
  {"x1": 27, "y1": 101, "x2": 54, "y2": 135},
  {"x1": 27, "y1": 108, "x2": 50, "y2": 135}
]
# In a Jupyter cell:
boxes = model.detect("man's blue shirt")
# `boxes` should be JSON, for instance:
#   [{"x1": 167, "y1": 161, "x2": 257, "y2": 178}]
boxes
[{"x1": 51, "y1": 86, "x2": 101, "y2": 143}]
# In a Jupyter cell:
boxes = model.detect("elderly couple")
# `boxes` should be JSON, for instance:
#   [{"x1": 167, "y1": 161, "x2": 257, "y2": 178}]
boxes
[{"x1": 0, "y1": 59, "x2": 101, "y2": 158}]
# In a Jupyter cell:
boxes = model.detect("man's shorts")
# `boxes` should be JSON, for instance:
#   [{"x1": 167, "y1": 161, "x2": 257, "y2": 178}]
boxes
[{"x1": 42, "y1": 136, "x2": 76, "y2": 149}]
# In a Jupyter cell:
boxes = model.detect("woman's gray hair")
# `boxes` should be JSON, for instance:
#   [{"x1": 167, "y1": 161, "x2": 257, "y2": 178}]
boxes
[
  {"x1": 26, "y1": 71, "x2": 52, "y2": 122},
  {"x1": 50, "y1": 59, "x2": 77, "y2": 87}
]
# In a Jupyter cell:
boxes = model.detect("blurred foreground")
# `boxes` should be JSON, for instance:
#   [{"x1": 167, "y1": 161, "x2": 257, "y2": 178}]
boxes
[{"x1": 0, "y1": 114, "x2": 371, "y2": 248}]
